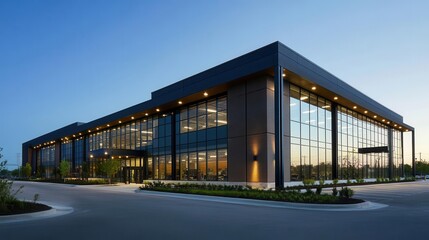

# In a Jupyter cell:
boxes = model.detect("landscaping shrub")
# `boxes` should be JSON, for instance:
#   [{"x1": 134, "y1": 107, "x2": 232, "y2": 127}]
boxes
[{"x1": 140, "y1": 182, "x2": 363, "y2": 204}]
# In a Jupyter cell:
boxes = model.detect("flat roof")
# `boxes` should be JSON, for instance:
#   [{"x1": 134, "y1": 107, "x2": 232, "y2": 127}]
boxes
[{"x1": 24, "y1": 41, "x2": 413, "y2": 147}]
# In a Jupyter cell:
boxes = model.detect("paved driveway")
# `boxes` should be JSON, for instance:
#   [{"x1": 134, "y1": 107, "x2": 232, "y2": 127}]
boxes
[{"x1": 1, "y1": 181, "x2": 429, "y2": 240}]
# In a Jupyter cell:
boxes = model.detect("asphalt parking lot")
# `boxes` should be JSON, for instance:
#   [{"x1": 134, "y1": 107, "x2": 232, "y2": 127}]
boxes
[{"x1": 1, "y1": 180, "x2": 428, "y2": 240}]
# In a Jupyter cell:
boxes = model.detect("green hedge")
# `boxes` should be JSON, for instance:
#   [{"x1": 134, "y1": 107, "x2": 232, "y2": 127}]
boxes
[{"x1": 140, "y1": 182, "x2": 363, "y2": 204}]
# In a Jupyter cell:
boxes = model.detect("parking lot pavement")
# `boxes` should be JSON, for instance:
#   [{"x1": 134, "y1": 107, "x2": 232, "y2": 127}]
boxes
[
  {"x1": 1, "y1": 181, "x2": 429, "y2": 240},
  {"x1": 350, "y1": 181, "x2": 429, "y2": 203}
]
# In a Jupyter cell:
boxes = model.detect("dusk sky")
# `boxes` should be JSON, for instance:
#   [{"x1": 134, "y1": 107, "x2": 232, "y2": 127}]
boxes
[{"x1": 1, "y1": 0, "x2": 428, "y2": 169}]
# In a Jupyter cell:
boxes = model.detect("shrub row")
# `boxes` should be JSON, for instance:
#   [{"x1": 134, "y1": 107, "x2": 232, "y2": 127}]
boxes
[{"x1": 140, "y1": 182, "x2": 362, "y2": 204}]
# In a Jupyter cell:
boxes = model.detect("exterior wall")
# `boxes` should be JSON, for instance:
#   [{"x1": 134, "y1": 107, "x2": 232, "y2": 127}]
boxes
[{"x1": 227, "y1": 75, "x2": 276, "y2": 186}]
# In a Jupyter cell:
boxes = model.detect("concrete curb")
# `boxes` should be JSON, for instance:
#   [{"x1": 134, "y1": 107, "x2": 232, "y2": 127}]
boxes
[
  {"x1": 137, "y1": 190, "x2": 388, "y2": 211},
  {"x1": 0, "y1": 202, "x2": 74, "y2": 224}
]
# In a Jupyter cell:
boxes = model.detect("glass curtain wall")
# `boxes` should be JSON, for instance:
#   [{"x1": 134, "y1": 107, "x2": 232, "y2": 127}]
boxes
[
  {"x1": 393, "y1": 129, "x2": 403, "y2": 177},
  {"x1": 175, "y1": 96, "x2": 228, "y2": 181},
  {"x1": 39, "y1": 145, "x2": 56, "y2": 178},
  {"x1": 337, "y1": 106, "x2": 389, "y2": 179},
  {"x1": 82, "y1": 95, "x2": 227, "y2": 182},
  {"x1": 290, "y1": 84, "x2": 332, "y2": 180}
]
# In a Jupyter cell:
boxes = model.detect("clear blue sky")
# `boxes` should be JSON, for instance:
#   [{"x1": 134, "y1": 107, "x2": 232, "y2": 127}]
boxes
[{"x1": 1, "y1": 0, "x2": 428, "y2": 168}]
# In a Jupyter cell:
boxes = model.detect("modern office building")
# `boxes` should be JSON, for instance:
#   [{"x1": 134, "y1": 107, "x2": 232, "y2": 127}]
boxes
[{"x1": 22, "y1": 41, "x2": 415, "y2": 188}]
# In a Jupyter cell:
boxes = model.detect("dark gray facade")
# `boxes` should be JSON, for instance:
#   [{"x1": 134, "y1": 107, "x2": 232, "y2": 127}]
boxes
[{"x1": 23, "y1": 42, "x2": 415, "y2": 187}]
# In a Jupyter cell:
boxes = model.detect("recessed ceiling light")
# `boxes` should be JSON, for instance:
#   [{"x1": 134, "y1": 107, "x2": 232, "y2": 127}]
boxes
[
  {"x1": 353, "y1": 106, "x2": 357, "y2": 109},
  {"x1": 156, "y1": 108, "x2": 160, "y2": 112},
  {"x1": 145, "y1": 113, "x2": 148, "y2": 116},
  {"x1": 107, "y1": 124, "x2": 110, "y2": 127},
  {"x1": 382, "y1": 119, "x2": 385, "y2": 122},
  {"x1": 374, "y1": 115, "x2": 377, "y2": 118},
  {"x1": 399, "y1": 126, "x2": 402, "y2": 129},
  {"x1": 311, "y1": 86, "x2": 316, "y2": 90},
  {"x1": 394, "y1": 124, "x2": 397, "y2": 127},
  {"x1": 178, "y1": 101, "x2": 183, "y2": 105},
  {"x1": 131, "y1": 116, "x2": 134, "y2": 120},
  {"x1": 334, "y1": 96, "x2": 338, "y2": 100},
  {"x1": 387, "y1": 121, "x2": 390, "y2": 124},
  {"x1": 88, "y1": 130, "x2": 91, "y2": 133},
  {"x1": 204, "y1": 92, "x2": 208, "y2": 97},
  {"x1": 119, "y1": 121, "x2": 122, "y2": 123},
  {"x1": 96, "y1": 128, "x2": 99, "y2": 130},
  {"x1": 364, "y1": 110, "x2": 368, "y2": 114}
]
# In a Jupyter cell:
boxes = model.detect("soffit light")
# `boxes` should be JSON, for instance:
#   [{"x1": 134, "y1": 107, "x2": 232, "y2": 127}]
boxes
[
  {"x1": 364, "y1": 110, "x2": 368, "y2": 114},
  {"x1": 353, "y1": 106, "x2": 357, "y2": 109},
  {"x1": 131, "y1": 116, "x2": 134, "y2": 120},
  {"x1": 107, "y1": 124, "x2": 110, "y2": 127},
  {"x1": 119, "y1": 121, "x2": 122, "y2": 124},
  {"x1": 96, "y1": 128, "x2": 99, "y2": 130},
  {"x1": 373, "y1": 115, "x2": 377, "y2": 118},
  {"x1": 334, "y1": 96, "x2": 338, "y2": 100},
  {"x1": 387, "y1": 121, "x2": 390, "y2": 124},
  {"x1": 156, "y1": 108, "x2": 160, "y2": 112},
  {"x1": 145, "y1": 113, "x2": 148, "y2": 116},
  {"x1": 311, "y1": 86, "x2": 316, "y2": 90},
  {"x1": 204, "y1": 92, "x2": 208, "y2": 97},
  {"x1": 178, "y1": 101, "x2": 183, "y2": 105},
  {"x1": 282, "y1": 73, "x2": 286, "y2": 77}
]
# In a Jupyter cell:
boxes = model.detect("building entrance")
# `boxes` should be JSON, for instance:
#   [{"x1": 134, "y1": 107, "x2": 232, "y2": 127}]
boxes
[{"x1": 123, "y1": 167, "x2": 143, "y2": 183}]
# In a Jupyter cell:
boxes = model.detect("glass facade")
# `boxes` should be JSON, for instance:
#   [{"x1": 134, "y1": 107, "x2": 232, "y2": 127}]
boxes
[
  {"x1": 33, "y1": 95, "x2": 228, "y2": 183},
  {"x1": 37, "y1": 145, "x2": 56, "y2": 178},
  {"x1": 338, "y1": 106, "x2": 389, "y2": 179},
  {"x1": 392, "y1": 130, "x2": 403, "y2": 177},
  {"x1": 174, "y1": 96, "x2": 228, "y2": 181},
  {"x1": 290, "y1": 84, "x2": 403, "y2": 181},
  {"x1": 290, "y1": 84, "x2": 333, "y2": 180}
]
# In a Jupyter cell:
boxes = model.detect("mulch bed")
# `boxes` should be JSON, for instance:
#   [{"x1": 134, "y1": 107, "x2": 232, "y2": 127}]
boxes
[{"x1": 0, "y1": 202, "x2": 51, "y2": 216}]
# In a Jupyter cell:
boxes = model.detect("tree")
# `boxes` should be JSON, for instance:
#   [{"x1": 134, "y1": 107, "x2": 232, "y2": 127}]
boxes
[
  {"x1": 58, "y1": 160, "x2": 70, "y2": 182},
  {"x1": 81, "y1": 161, "x2": 89, "y2": 181},
  {"x1": 404, "y1": 164, "x2": 412, "y2": 177},
  {"x1": 416, "y1": 161, "x2": 429, "y2": 176},
  {"x1": 98, "y1": 159, "x2": 121, "y2": 184},
  {"x1": 22, "y1": 162, "x2": 32, "y2": 178}
]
